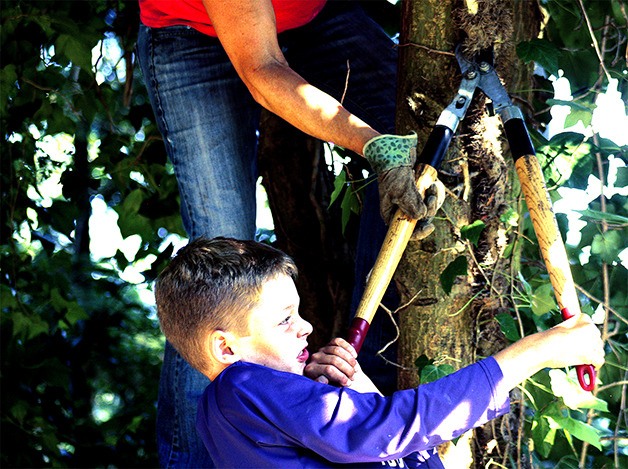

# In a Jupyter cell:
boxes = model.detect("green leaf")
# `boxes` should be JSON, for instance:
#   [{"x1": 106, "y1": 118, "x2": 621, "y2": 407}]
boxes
[
  {"x1": 558, "y1": 52, "x2": 600, "y2": 95},
  {"x1": 591, "y1": 231, "x2": 623, "y2": 264},
  {"x1": 499, "y1": 207, "x2": 519, "y2": 227},
  {"x1": 615, "y1": 166, "x2": 628, "y2": 188},
  {"x1": 65, "y1": 302, "x2": 89, "y2": 326},
  {"x1": 502, "y1": 242, "x2": 514, "y2": 259},
  {"x1": 0, "y1": 64, "x2": 18, "y2": 117},
  {"x1": 576, "y1": 209, "x2": 628, "y2": 227},
  {"x1": 414, "y1": 354, "x2": 455, "y2": 384},
  {"x1": 546, "y1": 99, "x2": 591, "y2": 112},
  {"x1": 544, "y1": 401, "x2": 603, "y2": 450},
  {"x1": 329, "y1": 170, "x2": 347, "y2": 207},
  {"x1": 544, "y1": 130, "x2": 585, "y2": 147},
  {"x1": 554, "y1": 455, "x2": 581, "y2": 469},
  {"x1": 45, "y1": 106, "x2": 76, "y2": 135},
  {"x1": 536, "y1": 132, "x2": 592, "y2": 187},
  {"x1": 495, "y1": 313, "x2": 521, "y2": 342},
  {"x1": 56, "y1": 33, "x2": 93, "y2": 73},
  {"x1": 517, "y1": 38, "x2": 561, "y2": 76},
  {"x1": 414, "y1": 354, "x2": 433, "y2": 371},
  {"x1": 0, "y1": 284, "x2": 18, "y2": 310},
  {"x1": 115, "y1": 189, "x2": 152, "y2": 240},
  {"x1": 50, "y1": 288, "x2": 88, "y2": 327},
  {"x1": 549, "y1": 369, "x2": 609, "y2": 411},
  {"x1": 518, "y1": 271, "x2": 533, "y2": 296},
  {"x1": 531, "y1": 415, "x2": 556, "y2": 458},
  {"x1": 439, "y1": 255, "x2": 467, "y2": 295},
  {"x1": 546, "y1": 100, "x2": 595, "y2": 128},
  {"x1": 10, "y1": 401, "x2": 29, "y2": 425},
  {"x1": 339, "y1": 185, "x2": 360, "y2": 234},
  {"x1": 593, "y1": 136, "x2": 624, "y2": 157},
  {"x1": 564, "y1": 107, "x2": 593, "y2": 128},
  {"x1": 460, "y1": 220, "x2": 486, "y2": 246},
  {"x1": 547, "y1": 414, "x2": 602, "y2": 450},
  {"x1": 531, "y1": 282, "x2": 557, "y2": 316},
  {"x1": 577, "y1": 221, "x2": 599, "y2": 251},
  {"x1": 47, "y1": 200, "x2": 80, "y2": 239},
  {"x1": 12, "y1": 311, "x2": 49, "y2": 341},
  {"x1": 50, "y1": 288, "x2": 67, "y2": 313},
  {"x1": 329, "y1": 170, "x2": 361, "y2": 234},
  {"x1": 420, "y1": 364, "x2": 455, "y2": 384},
  {"x1": 612, "y1": 0, "x2": 628, "y2": 23}
]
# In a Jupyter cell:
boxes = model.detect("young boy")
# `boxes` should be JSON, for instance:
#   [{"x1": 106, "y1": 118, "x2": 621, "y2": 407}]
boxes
[{"x1": 155, "y1": 237, "x2": 604, "y2": 468}]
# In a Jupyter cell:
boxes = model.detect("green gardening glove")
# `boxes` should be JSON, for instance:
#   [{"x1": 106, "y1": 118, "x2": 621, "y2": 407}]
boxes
[
  {"x1": 364, "y1": 133, "x2": 439, "y2": 227},
  {"x1": 410, "y1": 180, "x2": 446, "y2": 240}
]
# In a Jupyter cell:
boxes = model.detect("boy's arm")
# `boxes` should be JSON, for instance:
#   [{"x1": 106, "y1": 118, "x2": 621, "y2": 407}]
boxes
[
  {"x1": 306, "y1": 314, "x2": 604, "y2": 395},
  {"x1": 494, "y1": 313, "x2": 604, "y2": 391}
]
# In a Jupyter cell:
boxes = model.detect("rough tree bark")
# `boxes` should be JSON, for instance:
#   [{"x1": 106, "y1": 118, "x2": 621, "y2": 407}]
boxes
[{"x1": 396, "y1": 0, "x2": 541, "y2": 467}]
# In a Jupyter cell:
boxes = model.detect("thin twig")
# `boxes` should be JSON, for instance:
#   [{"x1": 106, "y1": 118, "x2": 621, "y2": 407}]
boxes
[
  {"x1": 465, "y1": 239, "x2": 502, "y2": 299},
  {"x1": 596, "y1": 380, "x2": 628, "y2": 393},
  {"x1": 576, "y1": 0, "x2": 612, "y2": 82},
  {"x1": 396, "y1": 43, "x2": 456, "y2": 57},
  {"x1": 340, "y1": 60, "x2": 350, "y2": 105},
  {"x1": 375, "y1": 290, "x2": 423, "y2": 372},
  {"x1": 612, "y1": 370, "x2": 627, "y2": 467},
  {"x1": 448, "y1": 290, "x2": 483, "y2": 318},
  {"x1": 575, "y1": 284, "x2": 627, "y2": 326}
]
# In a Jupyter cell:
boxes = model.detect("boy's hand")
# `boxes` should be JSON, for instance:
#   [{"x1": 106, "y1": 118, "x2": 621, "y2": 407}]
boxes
[
  {"x1": 539, "y1": 314, "x2": 605, "y2": 370},
  {"x1": 494, "y1": 313, "x2": 604, "y2": 391},
  {"x1": 304, "y1": 338, "x2": 357, "y2": 386},
  {"x1": 305, "y1": 338, "x2": 383, "y2": 394}
]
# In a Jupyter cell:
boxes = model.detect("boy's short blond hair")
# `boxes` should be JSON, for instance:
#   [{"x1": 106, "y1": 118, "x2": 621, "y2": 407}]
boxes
[{"x1": 155, "y1": 237, "x2": 297, "y2": 374}]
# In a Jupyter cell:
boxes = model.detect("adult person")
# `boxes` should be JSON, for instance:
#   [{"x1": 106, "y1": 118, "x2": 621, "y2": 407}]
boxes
[{"x1": 136, "y1": 1, "x2": 444, "y2": 466}]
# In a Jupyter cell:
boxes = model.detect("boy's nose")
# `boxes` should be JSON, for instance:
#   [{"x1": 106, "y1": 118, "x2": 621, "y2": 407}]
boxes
[{"x1": 298, "y1": 317, "x2": 313, "y2": 337}]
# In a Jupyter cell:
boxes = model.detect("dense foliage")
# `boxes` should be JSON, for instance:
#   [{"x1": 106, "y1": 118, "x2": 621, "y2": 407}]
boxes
[
  {"x1": 508, "y1": 2, "x2": 627, "y2": 466},
  {"x1": 1, "y1": 1, "x2": 177, "y2": 466},
  {"x1": 1, "y1": 0, "x2": 626, "y2": 467}
]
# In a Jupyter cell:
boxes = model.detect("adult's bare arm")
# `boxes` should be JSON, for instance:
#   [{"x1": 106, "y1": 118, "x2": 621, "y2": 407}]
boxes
[{"x1": 201, "y1": 0, "x2": 379, "y2": 155}]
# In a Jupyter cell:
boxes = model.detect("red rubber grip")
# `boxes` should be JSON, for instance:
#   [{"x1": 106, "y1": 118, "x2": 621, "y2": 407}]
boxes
[
  {"x1": 346, "y1": 317, "x2": 370, "y2": 355},
  {"x1": 561, "y1": 308, "x2": 596, "y2": 391}
]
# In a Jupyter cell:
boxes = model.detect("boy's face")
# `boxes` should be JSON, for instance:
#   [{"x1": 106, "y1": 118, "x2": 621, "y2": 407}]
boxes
[{"x1": 233, "y1": 274, "x2": 313, "y2": 375}]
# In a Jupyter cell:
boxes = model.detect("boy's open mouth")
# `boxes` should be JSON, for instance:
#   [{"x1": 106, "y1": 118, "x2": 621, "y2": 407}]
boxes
[{"x1": 297, "y1": 348, "x2": 309, "y2": 363}]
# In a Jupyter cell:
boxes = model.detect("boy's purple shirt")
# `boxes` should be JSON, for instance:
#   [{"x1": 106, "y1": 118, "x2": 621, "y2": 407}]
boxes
[{"x1": 197, "y1": 357, "x2": 510, "y2": 468}]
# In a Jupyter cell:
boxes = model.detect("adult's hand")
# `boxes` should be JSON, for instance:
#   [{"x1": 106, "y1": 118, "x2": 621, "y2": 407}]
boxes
[
  {"x1": 410, "y1": 179, "x2": 446, "y2": 240},
  {"x1": 364, "y1": 133, "x2": 446, "y2": 228}
]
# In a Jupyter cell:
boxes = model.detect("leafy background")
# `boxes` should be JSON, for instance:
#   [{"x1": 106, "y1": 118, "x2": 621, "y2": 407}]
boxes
[{"x1": 1, "y1": 0, "x2": 626, "y2": 467}]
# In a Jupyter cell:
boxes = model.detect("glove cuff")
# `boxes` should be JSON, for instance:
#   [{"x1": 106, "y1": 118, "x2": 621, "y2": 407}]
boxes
[{"x1": 363, "y1": 132, "x2": 418, "y2": 175}]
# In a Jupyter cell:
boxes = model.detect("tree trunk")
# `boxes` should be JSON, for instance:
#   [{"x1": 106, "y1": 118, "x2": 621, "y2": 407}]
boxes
[{"x1": 396, "y1": 0, "x2": 541, "y2": 466}]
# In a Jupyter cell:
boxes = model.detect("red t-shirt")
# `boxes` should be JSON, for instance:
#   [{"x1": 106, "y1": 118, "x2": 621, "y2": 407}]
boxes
[{"x1": 139, "y1": 0, "x2": 327, "y2": 37}]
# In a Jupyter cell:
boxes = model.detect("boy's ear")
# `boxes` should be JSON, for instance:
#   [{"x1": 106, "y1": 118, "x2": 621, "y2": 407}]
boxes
[{"x1": 208, "y1": 330, "x2": 240, "y2": 365}]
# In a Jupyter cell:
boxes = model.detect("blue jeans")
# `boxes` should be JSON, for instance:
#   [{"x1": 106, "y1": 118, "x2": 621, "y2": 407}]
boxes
[{"x1": 137, "y1": 2, "x2": 399, "y2": 467}]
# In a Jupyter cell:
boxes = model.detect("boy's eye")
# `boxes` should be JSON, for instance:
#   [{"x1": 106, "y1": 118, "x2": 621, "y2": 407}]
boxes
[{"x1": 279, "y1": 315, "x2": 291, "y2": 326}]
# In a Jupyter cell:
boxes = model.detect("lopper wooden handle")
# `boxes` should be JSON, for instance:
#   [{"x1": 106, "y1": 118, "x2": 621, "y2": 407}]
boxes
[
  {"x1": 515, "y1": 155, "x2": 596, "y2": 391},
  {"x1": 347, "y1": 164, "x2": 439, "y2": 353}
]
